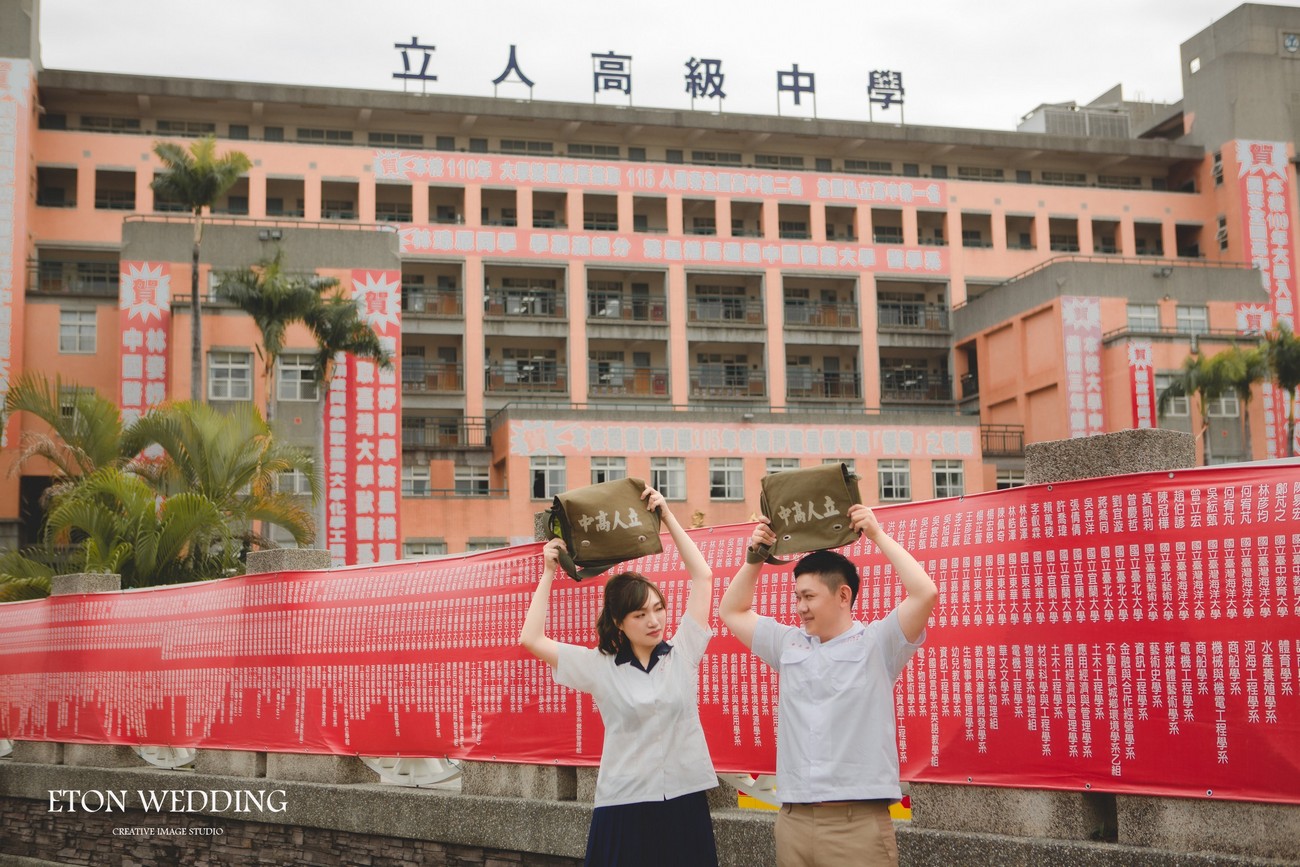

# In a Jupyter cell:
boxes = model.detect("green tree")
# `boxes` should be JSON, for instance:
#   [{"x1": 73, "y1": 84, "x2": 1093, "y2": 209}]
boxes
[
  {"x1": 1209, "y1": 344, "x2": 1267, "y2": 461},
  {"x1": 124, "y1": 401, "x2": 318, "y2": 549},
  {"x1": 301, "y1": 289, "x2": 393, "y2": 536},
  {"x1": 151, "y1": 136, "x2": 251, "y2": 403},
  {"x1": 1158, "y1": 352, "x2": 1231, "y2": 465},
  {"x1": 0, "y1": 379, "x2": 317, "y2": 599},
  {"x1": 1265, "y1": 322, "x2": 1300, "y2": 457},
  {"x1": 215, "y1": 249, "x2": 336, "y2": 422}
]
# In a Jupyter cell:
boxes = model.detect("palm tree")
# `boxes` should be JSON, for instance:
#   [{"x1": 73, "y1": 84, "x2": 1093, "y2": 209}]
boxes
[
  {"x1": 1211, "y1": 344, "x2": 1267, "y2": 461},
  {"x1": 124, "y1": 401, "x2": 318, "y2": 549},
  {"x1": 215, "y1": 249, "x2": 336, "y2": 423},
  {"x1": 4, "y1": 372, "x2": 129, "y2": 490},
  {"x1": 1158, "y1": 352, "x2": 1231, "y2": 465},
  {"x1": 44, "y1": 468, "x2": 237, "y2": 589},
  {"x1": 302, "y1": 289, "x2": 393, "y2": 536},
  {"x1": 1265, "y1": 323, "x2": 1300, "y2": 457},
  {"x1": 151, "y1": 136, "x2": 251, "y2": 403}
]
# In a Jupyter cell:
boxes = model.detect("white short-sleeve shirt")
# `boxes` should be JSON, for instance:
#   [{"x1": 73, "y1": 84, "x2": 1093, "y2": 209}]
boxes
[
  {"x1": 553, "y1": 612, "x2": 718, "y2": 807},
  {"x1": 753, "y1": 609, "x2": 923, "y2": 803}
]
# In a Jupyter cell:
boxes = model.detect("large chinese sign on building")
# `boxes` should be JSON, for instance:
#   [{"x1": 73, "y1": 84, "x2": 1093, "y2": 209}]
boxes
[{"x1": 3, "y1": 464, "x2": 1299, "y2": 804}]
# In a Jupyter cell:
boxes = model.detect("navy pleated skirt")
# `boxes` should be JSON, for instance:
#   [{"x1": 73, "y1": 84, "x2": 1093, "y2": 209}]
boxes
[{"x1": 584, "y1": 790, "x2": 719, "y2": 867}]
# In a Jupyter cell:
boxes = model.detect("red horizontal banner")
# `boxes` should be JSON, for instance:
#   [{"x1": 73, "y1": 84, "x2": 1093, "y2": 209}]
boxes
[{"x1": 2, "y1": 464, "x2": 1299, "y2": 804}]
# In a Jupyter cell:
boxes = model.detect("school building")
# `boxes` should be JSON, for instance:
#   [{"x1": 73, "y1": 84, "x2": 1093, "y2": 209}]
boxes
[{"x1": 0, "y1": 1, "x2": 1296, "y2": 559}]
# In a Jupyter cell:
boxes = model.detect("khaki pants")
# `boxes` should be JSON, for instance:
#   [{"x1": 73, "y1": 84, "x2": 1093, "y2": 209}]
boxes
[{"x1": 775, "y1": 801, "x2": 897, "y2": 867}]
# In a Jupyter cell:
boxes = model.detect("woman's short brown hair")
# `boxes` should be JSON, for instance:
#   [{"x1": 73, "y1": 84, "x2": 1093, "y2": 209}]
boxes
[{"x1": 596, "y1": 572, "x2": 666, "y2": 655}]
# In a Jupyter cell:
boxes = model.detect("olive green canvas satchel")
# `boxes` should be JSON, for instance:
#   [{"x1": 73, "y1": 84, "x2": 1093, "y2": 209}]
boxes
[
  {"x1": 546, "y1": 477, "x2": 663, "y2": 581},
  {"x1": 752, "y1": 462, "x2": 862, "y2": 564}
]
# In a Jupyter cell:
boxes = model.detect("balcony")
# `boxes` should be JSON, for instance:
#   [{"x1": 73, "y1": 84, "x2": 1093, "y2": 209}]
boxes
[
  {"x1": 486, "y1": 363, "x2": 568, "y2": 394},
  {"x1": 402, "y1": 286, "x2": 462, "y2": 317},
  {"x1": 402, "y1": 417, "x2": 489, "y2": 448},
  {"x1": 29, "y1": 260, "x2": 120, "y2": 296},
  {"x1": 484, "y1": 288, "x2": 565, "y2": 318},
  {"x1": 687, "y1": 298, "x2": 764, "y2": 325},
  {"x1": 880, "y1": 369, "x2": 953, "y2": 402},
  {"x1": 588, "y1": 366, "x2": 670, "y2": 398},
  {"x1": 981, "y1": 424, "x2": 1024, "y2": 457},
  {"x1": 787, "y1": 371, "x2": 861, "y2": 401},
  {"x1": 960, "y1": 372, "x2": 979, "y2": 400},
  {"x1": 587, "y1": 293, "x2": 668, "y2": 323},
  {"x1": 784, "y1": 301, "x2": 858, "y2": 329},
  {"x1": 401, "y1": 361, "x2": 464, "y2": 392},
  {"x1": 878, "y1": 302, "x2": 950, "y2": 332},
  {"x1": 689, "y1": 367, "x2": 766, "y2": 399}
]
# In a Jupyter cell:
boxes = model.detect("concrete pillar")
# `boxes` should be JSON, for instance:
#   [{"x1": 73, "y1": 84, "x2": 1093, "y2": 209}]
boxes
[
  {"x1": 49, "y1": 572, "x2": 121, "y2": 596},
  {"x1": 1024, "y1": 429, "x2": 1196, "y2": 485}
]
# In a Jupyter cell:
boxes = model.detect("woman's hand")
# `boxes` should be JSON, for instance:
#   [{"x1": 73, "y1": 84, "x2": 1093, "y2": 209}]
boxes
[
  {"x1": 543, "y1": 537, "x2": 567, "y2": 574},
  {"x1": 641, "y1": 485, "x2": 666, "y2": 515},
  {"x1": 848, "y1": 503, "x2": 883, "y2": 543}
]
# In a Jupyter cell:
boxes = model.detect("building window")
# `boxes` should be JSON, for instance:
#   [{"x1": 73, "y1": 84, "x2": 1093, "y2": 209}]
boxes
[
  {"x1": 156, "y1": 119, "x2": 216, "y2": 136},
  {"x1": 709, "y1": 458, "x2": 744, "y2": 500},
  {"x1": 454, "y1": 465, "x2": 491, "y2": 496},
  {"x1": 996, "y1": 470, "x2": 1026, "y2": 490},
  {"x1": 1217, "y1": 215, "x2": 1229, "y2": 251},
  {"x1": 404, "y1": 540, "x2": 447, "y2": 557},
  {"x1": 755, "y1": 154, "x2": 805, "y2": 169},
  {"x1": 932, "y1": 460, "x2": 965, "y2": 499},
  {"x1": 59, "y1": 310, "x2": 96, "y2": 354},
  {"x1": 402, "y1": 466, "x2": 431, "y2": 497},
  {"x1": 368, "y1": 131, "x2": 424, "y2": 147},
  {"x1": 878, "y1": 459, "x2": 911, "y2": 502},
  {"x1": 591, "y1": 456, "x2": 628, "y2": 485},
  {"x1": 844, "y1": 159, "x2": 894, "y2": 175},
  {"x1": 956, "y1": 166, "x2": 1005, "y2": 182},
  {"x1": 276, "y1": 469, "x2": 313, "y2": 496},
  {"x1": 1206, "y1": 392, "x2": 1240, "y2": 418},
  {"x1": 1154, "y1": 373, "x2": 1189, "y2": 417},
  {"x1": 569, "y1": 143, "x2": 621, "y2": 159},
  {"x1": 1127, "y1": 303, "x2": 1159, "y2": 332},
  {"x1": 209, "y1": 351, "x2": 252, "y2": 400},
  {"x1": 1175, "y1": 305, "x2": 1208, "y2": 335},
  {"x1": 530, "y1": 456, "x2": 565, "y2": 500},
  {"x1": 766, "y1": 458, "x2": 800, "y2": 474},
  {"x1": 466, "y1": 538, "x2": 507, "y2": 552},
  {"x1": 277, "y1": 354, "x2": 318, "y2": 401},
  {"x1": 500, "y1": 139, "x2": 553, "y2": 155},
  {"x1": 650, "y1": 457, "x2": 686, "y2": 500},
  {"x1": 690, "y1": 150, "x2": 742, "y2": 166},
  {"x1": 296, "y1": 127, "x2": 353, "y2": 145}
]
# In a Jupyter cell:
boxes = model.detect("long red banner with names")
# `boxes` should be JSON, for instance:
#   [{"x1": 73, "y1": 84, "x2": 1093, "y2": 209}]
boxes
[{"x1": 2, "y1": 463, "x2": 1299, "y2": 804}]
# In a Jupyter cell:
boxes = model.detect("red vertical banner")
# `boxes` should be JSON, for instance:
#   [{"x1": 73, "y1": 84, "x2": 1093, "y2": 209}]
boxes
[
  {"x1": 118, "y1": 262, "x2": 172, "y2": 425},
  {"x1": 1061, "y1": 296, "x2": 1104, "y2": 438},
  {"x1": 1235, "y1": 140, "x2": 1298, "y2": 457},
  {"x1": 1237, "y1": 303, "x2": 1279, "y2": 456},
  {"x1": 0, "y1": 59, "x2": 34, "y2": 447},
  {"x1": 1127, "y1": 340, "x2": 1156, "y2": 429},
  {"x1": 326, "y1": 270, "x2": 402, "y2": 567}
]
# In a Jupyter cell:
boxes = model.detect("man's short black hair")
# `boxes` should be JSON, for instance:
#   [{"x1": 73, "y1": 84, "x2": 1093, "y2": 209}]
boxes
[{"x1": 793, "y1": 549, "x2": 859, "y2": 605}]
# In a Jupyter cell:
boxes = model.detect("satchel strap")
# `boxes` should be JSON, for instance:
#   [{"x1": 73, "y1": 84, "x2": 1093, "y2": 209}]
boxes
[{"x1": 555, "y1": 548, "x2": 615, "y2": 582}]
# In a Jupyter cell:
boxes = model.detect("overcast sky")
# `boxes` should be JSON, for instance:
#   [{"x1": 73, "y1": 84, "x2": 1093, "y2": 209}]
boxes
[{"x1": 35, "y1": 0, "x2": 1300, "y2": 132}]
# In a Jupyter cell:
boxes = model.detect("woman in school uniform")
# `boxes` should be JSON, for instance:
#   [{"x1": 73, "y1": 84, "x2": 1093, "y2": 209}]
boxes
[{"x1": 519, "y1": 484, "x2": 719, "y2": 867}]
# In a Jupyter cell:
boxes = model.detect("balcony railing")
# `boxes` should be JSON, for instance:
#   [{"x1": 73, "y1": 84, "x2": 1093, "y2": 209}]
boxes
[
  {"x1": 689, "y1": 367, "x2": 766, "y2": 399},
  {"x1": 402, "y1": 486, "x2": 509, "y2": 499},
  {"x1": 402, "y1": 286, "x2": 462, "y2": 316},
  {"x1": 687, "y1": 297, "x2": 764, "y2": 325},
  {"x1": 93, "y1": 191, "x2": 135, "y2": 210},
  {"x1": 401, "y1": 361, "x2": 464, "y2": 392},
  {"x1": 587, "y1": 293, "x2": 669, "y2": 323},
  {"x1": 486, "y1": 363, "x2": 568, "y2": 394},
  {"x1": 784, "y1": 301, "x2": 858, "y2": 329},
  {"x1": 29, "y1": 260, "x2": 120, "y2": 296},
  {"x1": 402, "y1": 417, "x2": 489, "y2": 448},
  {"x1": 588, "y1": 366, "x2": 670, "y2": 398},
  {"x1": 787, "y1": 371, "x2": 861, "y2": 400},
  {"x1": 484, "y1": 288, "x2": 565, "y2": 318},
  {"x1": 880, "y1": 370, "x2": 953, "y2": 402},
  {"x1": 981, "y1": 424, "x2": 1025, "y2": 457},
  {"x1": 877, "y1": 302, "x2": 950, "y2": 332}
]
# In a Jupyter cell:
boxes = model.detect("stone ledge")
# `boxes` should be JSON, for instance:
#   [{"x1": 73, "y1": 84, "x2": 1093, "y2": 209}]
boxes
[
  {"x1": 1024, "y1": 429, "x2": 1195, "y2": 485},
  {"x1": 0, "y1": 762, "x2": 776, "y2": 866},
  {"x1": 1116, "y1": 795, "x2": 1300, "y2": 862},
  {"x1": 909, "y1": 782, "x2": 1115, "y2": 841},
  {"x1": 897, "y1": 826, "x2": 1295, "y2": 867},
  {"x1": 264, "y1": 753, "x2": 370, "y2": 785},
  {"x1": 193, "y1": 749, "x2": 265, "y2": 778},
  {"x1": 245, "y1": 549, "x2": 331, "y2": 575}
]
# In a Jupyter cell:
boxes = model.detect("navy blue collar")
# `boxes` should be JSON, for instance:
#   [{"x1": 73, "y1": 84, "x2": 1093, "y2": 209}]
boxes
[{"x1": 615, "y1": 640, "x2": 672, "y2": 673}]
